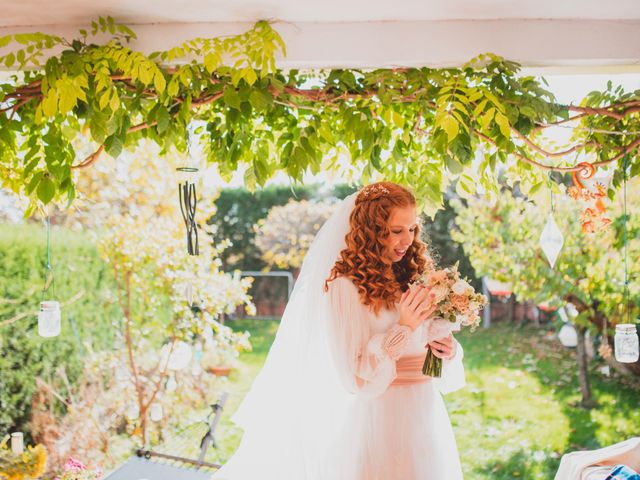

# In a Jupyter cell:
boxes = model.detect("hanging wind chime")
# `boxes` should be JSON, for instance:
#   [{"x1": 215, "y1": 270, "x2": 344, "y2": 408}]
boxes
[
  {"x1": 614, "y1": 154, "x2": 639, "y2": 363},
  {"x1": 178, "y1": 172, "x2": 199, "y2": 256},
  {"x1": 38, "y1": 214, "x2": 61, "y2": 338},
  {"x1": 177, "y1": 128, "x2": 200, "y2": 256},
  {"x1": 177, "y1": 128, "x2": 203, "y2": 317}
]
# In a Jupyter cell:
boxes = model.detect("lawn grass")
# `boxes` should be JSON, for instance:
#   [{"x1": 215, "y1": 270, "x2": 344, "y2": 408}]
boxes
[{"x1": 215, "y1": 319, "x2": 640, "y2": 479}]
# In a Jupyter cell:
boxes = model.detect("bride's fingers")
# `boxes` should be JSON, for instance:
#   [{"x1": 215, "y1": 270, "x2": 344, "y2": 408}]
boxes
[
  {"x1": 430, "y1": 335, "x2": 453, "y2": 349},
  {"x1": 428, "y1": 342, "x2": 453, "y2": 358},
  {"x1": 417, "y1": 303, "x2": 436, "y2": 319},
  {"x1": 407, "y1": 286, "x2": 426, "y2": 309},
  {"x1": 414, "y1": 292, "x2": 436, "y2": 314},
  {"x1": 403, "y1": 285, "x2": 422, "y2": 307},
  {"x1": 411, "y1": 288, "x2": 431, "y2": 311},
  {"x1": 409, "y1": 293, "x2": 426, "y2": 312},
  {"x1": 430, "y1": 348, "x2": 449, "y2": 359},
  {"x1": 401, "y1": 288, "x2": 411, "y2": 302}
]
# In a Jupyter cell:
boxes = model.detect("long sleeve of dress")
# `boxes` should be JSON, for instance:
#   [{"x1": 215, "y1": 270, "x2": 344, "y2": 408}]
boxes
[
  {"x1": 433, "y1": 340, "x2": 466, "y2": 394},
  {"x1": 420, "y1": 321, "x2": 466, "y2": 394},
  {"x1": 327, "y1": 276, "x2": 412, "y2": 398}
]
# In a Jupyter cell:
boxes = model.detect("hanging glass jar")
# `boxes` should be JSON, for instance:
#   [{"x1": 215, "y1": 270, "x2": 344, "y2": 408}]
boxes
[
  {"x1": 38, "y1": 300, "x2": 61, "y2": 337},
  {"x1": 614, "y1": 324, "x2": 639, "y2": 363},
  {"x1": 38, "y1": 214, "x2": 60, "y2": 337},
  {"x1": 10, "y1": 432, "x2": 24, "y2": 454}
]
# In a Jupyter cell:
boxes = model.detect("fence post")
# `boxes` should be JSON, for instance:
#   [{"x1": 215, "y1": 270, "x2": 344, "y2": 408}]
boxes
[{"x1": 482, "y1": 277, "x2": 491, "y2": 329}]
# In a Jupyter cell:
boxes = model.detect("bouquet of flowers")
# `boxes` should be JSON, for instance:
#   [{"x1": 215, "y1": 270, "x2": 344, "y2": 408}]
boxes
[{"x1": 413, "y1": 263, "x2": 488, "y2": 377}]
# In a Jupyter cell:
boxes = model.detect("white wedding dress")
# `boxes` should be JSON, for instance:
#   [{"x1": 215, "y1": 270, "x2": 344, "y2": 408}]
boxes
[{"x1": 212, "y1": 194, "x2": 465, "y2": 480}]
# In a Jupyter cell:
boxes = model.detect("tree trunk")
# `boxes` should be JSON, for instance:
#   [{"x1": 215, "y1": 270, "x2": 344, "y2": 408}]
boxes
[
  {"x1": 575, "y1": 324, "x2": 594, "y2": 408},
  {"x1": 507, "y1": 296, "x2": 515, "y2": 324}
]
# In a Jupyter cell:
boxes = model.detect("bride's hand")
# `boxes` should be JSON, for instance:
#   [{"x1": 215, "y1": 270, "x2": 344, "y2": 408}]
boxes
[
  {"x1": 428, "y1": 333, "x2": 457, "y2": 359},
  {"x1": 398, "y1": 285, "x2": 437, "y2": 331}
]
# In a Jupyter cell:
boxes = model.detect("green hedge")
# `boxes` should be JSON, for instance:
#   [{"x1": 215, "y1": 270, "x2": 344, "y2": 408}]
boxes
[{"x1": 0, "y1": 223, "x2": 117, "y2": 436}]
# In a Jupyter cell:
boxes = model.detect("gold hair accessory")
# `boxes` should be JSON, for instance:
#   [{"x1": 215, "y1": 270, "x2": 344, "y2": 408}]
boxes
[{"x1": 361, "y1": 184, "x2": 390, "y2": 198}]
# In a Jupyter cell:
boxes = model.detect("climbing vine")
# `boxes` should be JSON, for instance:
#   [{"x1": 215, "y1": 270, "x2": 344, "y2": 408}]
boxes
[{"x1": 0, "y1": 17, "x2": 639, "y2": 214}]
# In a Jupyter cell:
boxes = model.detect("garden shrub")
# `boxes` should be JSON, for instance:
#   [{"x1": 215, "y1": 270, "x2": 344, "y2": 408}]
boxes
[{"x1": 0, "y1": 224, "x2": 117, "y2": 436}]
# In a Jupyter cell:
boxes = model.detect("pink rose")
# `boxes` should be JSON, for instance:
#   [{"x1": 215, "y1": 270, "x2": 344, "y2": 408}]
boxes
[
  {"x1": 64, "y1": 457, "x2": 87, "y2": 472},
  {"x1": 426, "y1": 269, "x2": 448, "y2": 285},
  {"x1": 450, "y1": 293, "x2": 470, "y2": 312}
]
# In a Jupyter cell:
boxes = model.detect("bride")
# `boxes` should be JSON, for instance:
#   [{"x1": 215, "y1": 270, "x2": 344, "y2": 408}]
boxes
[{"x1": 213, "y1": 181, "x2": 465, "y2": 480}]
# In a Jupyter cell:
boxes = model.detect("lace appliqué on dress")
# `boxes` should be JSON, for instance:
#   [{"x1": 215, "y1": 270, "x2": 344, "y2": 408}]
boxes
[{"x1": 381, "y1": 324, "x2": 412, "y2": 360}]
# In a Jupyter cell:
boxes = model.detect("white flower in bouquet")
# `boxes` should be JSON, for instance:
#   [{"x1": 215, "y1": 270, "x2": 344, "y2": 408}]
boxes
[{"x1": 451, "y1": 279, "x2": 473, "y2": 295}]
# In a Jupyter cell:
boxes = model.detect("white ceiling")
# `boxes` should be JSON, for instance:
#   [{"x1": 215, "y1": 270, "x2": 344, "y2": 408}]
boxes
[
  {"x1": 2, "y1": 0, "x2": 640, "y2": 26},
  {"x1": 1, "y1": 1, "x2": 640, "y2": 70}
]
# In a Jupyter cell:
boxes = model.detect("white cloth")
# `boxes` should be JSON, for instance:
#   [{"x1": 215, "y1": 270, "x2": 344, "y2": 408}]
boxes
[
  {"x1": 554, "y1": 437, "x2": 640, "y2": 480},
  {"x1": 212, "y1": 193, "x2": 465, "y2": 480}
]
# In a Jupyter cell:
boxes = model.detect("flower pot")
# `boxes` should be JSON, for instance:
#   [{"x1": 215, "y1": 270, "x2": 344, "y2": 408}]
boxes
[{"x1": 207, "y1": 365, "x2": 233, "y2": 377}]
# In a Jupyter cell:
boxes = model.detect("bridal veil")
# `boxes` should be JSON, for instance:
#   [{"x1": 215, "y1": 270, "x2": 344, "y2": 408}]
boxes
[{"x1": 213, "y1": 193, "x2": 360, "y2": 479}]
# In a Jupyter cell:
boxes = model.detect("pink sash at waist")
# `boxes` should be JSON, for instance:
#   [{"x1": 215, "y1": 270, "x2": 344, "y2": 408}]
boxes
[{"x1": 390, "y1": 355, "x2": 432, "y2": 386}]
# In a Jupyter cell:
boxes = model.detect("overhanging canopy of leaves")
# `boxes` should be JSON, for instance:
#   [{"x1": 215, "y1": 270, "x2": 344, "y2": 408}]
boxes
[{"x1": 1, "y1": 18, "x2": 639, "y2": 214}]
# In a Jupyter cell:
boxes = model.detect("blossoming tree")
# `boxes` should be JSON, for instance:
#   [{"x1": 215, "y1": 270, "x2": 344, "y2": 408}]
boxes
[{"x1": 254, "y1": 199, "x2": 337, "y2": 270}]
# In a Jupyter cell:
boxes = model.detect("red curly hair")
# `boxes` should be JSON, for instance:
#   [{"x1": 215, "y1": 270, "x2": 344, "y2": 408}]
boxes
[{"x1": 325, "y1": 181, "x2": 433, "y2": 313}]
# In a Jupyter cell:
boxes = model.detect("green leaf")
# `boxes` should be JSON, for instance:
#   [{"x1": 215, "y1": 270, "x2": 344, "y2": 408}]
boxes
[
  {"x1": 478, "y1": 108, "x2": 495, "y2": 130},
  {"x1": 528, "y1": 181, "x2": 544, "y2": 197},
  {"x1": 99, "y1": 91, "x2": 110, "y2": 110},
  {"x1": 223, "y1": 87, "x2": 241, "y2": 110},
  {"x1": 104, "y1": 134, "x2": 124, "y2": 158},
  {"x1": 455, "y1": 174, "x2": 476, "y2": 199},
  {"x1": 248, "y1": 90, "x2": 272, "y2": 112},
  {"x1": 243, "y1": 67, "x2": 258, "y2": 86},
  {"x1": 154, "y1": 71, "x2": 166, "y2": 94},
  {"x1": 167, "y1": 79, "x2": 180, "y2": 97},
  {"x1": 36, "y1": 176, "x2": 55, "y2": 204},
  {"x1": 42, "y1": 90, "x2": 59, "y2": 117},
  {"x1": 3, "y1": 52, "x2": 15, "y2": 67},
  {"x1": 58, "y1": 87, "x2": 77, "y2": 114},
  {"x1": 156, "y1": 107, "x2": 171, "y2": 133},
  {"x1": 442, "y1": 115, "x2": 459, "y2": 142},
  {"x1": 445, "y1": 156, "x2": 463, "y2": 174},
  {"x1": 494, "y1": 112, "x2": 511, "y2": 138},
  {"x1": 109, "y1": 91, "x2": 120, "y2": 112},
  {"x1": 26, "y1": 171, "x2": 44, "y2": 195},
  {"x1": 203, "y1": 53, "x2": 216, "y2": 74}
]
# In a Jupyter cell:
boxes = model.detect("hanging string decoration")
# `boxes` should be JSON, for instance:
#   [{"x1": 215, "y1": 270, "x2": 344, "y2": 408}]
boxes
[
  {"x1": 614, "y1": 153, "x2": 640, "y2": 363},
  {"x1": 539, "y1": 186, "x2": 564, "y2": 269},
  {"x1": 38, "y1": 215, "x2": 61, "y2": 338},
  {"x1": 178, "y1": 177, "x2": 199, "y2": 256},
  {"x1": 567, "y1": 162, "x2": 612, "y2": 233}
]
